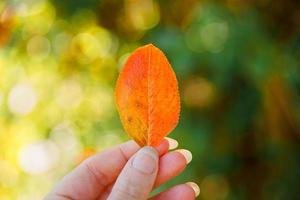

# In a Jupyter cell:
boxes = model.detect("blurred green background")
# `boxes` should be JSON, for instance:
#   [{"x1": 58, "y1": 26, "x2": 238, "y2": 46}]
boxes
[{"x1": 1, "y1": 0, "x2": 300, "y2": 199}]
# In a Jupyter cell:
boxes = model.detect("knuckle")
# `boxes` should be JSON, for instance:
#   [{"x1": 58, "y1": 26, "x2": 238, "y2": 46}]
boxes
[
  {"x1": 84, "y1": 159, "x2": 109, "y2": 187},
  {"x1": 112, "y1": 177, "x2": 145, "y2": 200}
]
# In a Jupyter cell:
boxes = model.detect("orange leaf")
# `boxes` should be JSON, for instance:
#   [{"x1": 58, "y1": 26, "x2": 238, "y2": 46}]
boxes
[{"x1": 115, "y1": 44, "x2": 180, "y2": 147}]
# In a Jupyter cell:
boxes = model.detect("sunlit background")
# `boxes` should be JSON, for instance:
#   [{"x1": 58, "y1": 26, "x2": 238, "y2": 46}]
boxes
[{"x1": 1, "y1": 0, "x2": 300, "y2": 199}]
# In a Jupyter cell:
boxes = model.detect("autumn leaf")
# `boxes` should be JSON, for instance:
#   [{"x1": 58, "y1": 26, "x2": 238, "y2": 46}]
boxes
[{"x1": 115, "y1": 44, "x2": 180, "y2": 147}]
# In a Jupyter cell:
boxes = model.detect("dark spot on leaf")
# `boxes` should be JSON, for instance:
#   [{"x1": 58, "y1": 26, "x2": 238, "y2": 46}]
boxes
[
  {"x1": 127, "y1": 116, "x2": 133, "y2": 123},
  {"x1": 135, "y1": 101, "x2": 143, "y2": 108}
]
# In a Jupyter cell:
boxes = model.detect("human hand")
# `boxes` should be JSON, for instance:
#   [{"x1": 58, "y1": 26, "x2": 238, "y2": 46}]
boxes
[{"x1": 45, "y1": 139, "x2": 200, "y2": 200}]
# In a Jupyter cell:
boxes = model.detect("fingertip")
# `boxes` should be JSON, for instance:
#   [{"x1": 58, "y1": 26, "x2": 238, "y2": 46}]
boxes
[
  {"x1": 165, "y1": 137, "x2": 178, "y2": 150},
  {"x1": 150, "y1": 184, "x2": 196, "y2": 200},
  {"x1": 175, "y1": 149, "x2": 192, "y2": 164},
  {"x1": 186, "y1": 182, "x2": 200, "y2": 197},
  {"x1": 118, "y1": 139, "x2": 169, "y2": 158},
  {"x1": 118, "y1": 140, "x2": 141, "y2": 159},
  {"x1": 154, "y1": 151, "x2": 187, "y2": 187},
  {"x1": 155, "y1": 139, "x2": 169, "y2": 156}
]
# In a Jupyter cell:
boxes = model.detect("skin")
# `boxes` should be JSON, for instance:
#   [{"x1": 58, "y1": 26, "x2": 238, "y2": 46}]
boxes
[{"x1": 45, "y1": 139, "x2": 196, "y2": 200}]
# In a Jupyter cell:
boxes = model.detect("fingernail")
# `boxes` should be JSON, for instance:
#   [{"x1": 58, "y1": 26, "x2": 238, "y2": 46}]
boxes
[
  {"x1": 175, "y1": 149, "x2": 192, "y2": 164},
  {"x1": 165, "y1": 137, "x2": 178, "y2": 150},
  {"x1": 132, "y1": 146, "x2": 158, "y2": 174},
  {"x1": 186, "y1": 182, "x2": 200, "y2": 197}
]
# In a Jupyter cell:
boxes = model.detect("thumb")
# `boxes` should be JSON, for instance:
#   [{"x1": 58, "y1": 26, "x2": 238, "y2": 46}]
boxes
[{"x1": 107, "y1": 146, "x2": 159, "y2": 200}]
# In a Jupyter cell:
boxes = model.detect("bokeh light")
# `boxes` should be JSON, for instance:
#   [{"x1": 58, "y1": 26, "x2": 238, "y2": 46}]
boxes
[
  {"x1": 8, "y1": 84, "x2": 37, "y2": 116},
  {"x1": 183, "y1": 77, "x2": 216, "y2": 108},
  {"x1": 55, "y1": 79, "x2": 82, "y2": 109},
  {"x1": 53, "y1": 31, "x2": 72, "y2": 55},
  {"x1": 50, "y1": 122, "x2": 82, "y2": 165},
  {"x1": 125, "y1": 0, "x2": 160, "y2": 31},
  {"x1": 71, "y1": 32, "x2": 103, "y2": 64},
  {"x1": 186, "y1": 21, "x2": 229, "y2": 53},
  {"x1": 200, "y1": 175, "x2": 230, "y2": 200},
  {"x1": 50, "y1": 122, "x2": 78, "y2": 152},
  {"x1": 27, "y1": 35, "x2": 51, "y2": 60},
  {"x1": 19, "y1": 140, "x2": 60, "y2": 174},
  {"x1": 21, "y1": 1, "x2": 56, "y2": 35}
]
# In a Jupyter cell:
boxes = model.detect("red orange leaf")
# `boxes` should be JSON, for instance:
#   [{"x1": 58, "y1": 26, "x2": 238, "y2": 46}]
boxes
[{"x1": 115, "y1": 44, "x2": 180, "y2": 147}]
